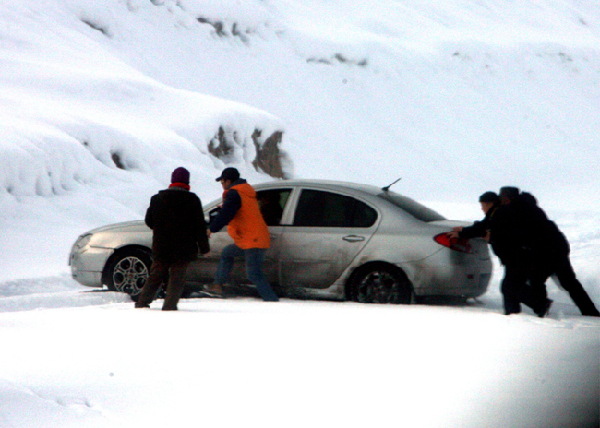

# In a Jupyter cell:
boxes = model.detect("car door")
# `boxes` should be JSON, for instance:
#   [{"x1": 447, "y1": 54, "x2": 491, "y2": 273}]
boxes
[
  {"x1": 186, "y1": 203, "x2": 233, "y2": 284},
  {"x1": 256, "y1": 188, "x2": 293, "y2": 284},
  {"x1": 278, "y1": 188, "x2": 379, "y2": 289}
]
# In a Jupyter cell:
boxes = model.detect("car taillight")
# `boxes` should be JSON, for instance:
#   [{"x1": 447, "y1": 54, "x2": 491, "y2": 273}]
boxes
[{"x1": 434, "y1": 233, "x2": 472, "y2": 254}]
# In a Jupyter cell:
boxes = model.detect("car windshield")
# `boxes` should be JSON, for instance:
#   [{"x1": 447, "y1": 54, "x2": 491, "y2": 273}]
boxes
[{"x1": 378, "y1": 192, "x2": 446, "y2": 222}]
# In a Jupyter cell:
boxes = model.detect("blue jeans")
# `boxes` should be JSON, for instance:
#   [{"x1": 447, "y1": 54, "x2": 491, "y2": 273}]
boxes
[{"x1": 214, "y1": 244, "x2": 279, "y2": 301}]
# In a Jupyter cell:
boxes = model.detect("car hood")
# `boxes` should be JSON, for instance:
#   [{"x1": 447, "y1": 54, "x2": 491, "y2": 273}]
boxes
[{"x1": 87, "y1": 220, "x2": 148, "y2": 235}]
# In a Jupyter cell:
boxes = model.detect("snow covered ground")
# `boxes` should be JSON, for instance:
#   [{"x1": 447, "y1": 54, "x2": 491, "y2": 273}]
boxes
[
  {"x1": 0, "y1": 275, "x2": 598, "y2": 428},
  {"x1": 1, "y1": 1, "x2": 599, "y2": 427}
]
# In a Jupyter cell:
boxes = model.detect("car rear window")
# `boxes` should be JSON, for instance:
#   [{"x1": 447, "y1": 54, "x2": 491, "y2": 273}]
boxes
[{"x1": 378, "y1": 192, "x2": 446, "y2": 222}]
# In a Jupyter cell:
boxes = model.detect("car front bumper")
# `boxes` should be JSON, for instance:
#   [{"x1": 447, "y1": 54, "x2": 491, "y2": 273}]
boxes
[{"x1": 69, "y1": 245, "x2": 114, "y2": 288}]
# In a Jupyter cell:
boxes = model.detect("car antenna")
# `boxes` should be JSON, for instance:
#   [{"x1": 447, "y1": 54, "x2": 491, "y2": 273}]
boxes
[{"x1": 382, "y1": 177, "x2": 402, "y2": 192}]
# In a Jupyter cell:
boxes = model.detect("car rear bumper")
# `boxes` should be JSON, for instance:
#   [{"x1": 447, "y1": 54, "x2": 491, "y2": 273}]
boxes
[{"x1": 402, "y1": 246, "x2": 493, "y2": 298}]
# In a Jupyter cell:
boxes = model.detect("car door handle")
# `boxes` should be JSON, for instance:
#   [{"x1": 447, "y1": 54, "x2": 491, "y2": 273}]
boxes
[
  {"x1": 270, "y1": 234, "x2": 277, "y2": 240},
  {"x1": 342, "y1": 235, "x2": 365, "y2": 243}
]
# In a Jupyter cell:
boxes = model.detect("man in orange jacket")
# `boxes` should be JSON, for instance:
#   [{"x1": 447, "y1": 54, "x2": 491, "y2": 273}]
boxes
[{"x1": 207, "y1": 167, "x2": 279, "y2": 301}]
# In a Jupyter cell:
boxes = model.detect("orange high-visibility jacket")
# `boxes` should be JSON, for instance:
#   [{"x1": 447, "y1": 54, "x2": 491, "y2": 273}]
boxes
[{"x1": 224, "y1": 182, "x2": 270, "y2": 249}]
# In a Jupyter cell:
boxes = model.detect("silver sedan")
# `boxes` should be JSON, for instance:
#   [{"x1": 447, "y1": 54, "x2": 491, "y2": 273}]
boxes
[{"x1": 69, "y1": 180, "x2": 492, "y2": 303}]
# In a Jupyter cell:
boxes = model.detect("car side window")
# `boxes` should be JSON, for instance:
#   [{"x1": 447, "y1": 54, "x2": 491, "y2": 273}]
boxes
[
  {"x1": 257, "y1": 189, "x2": 292, "y2": 226},
  {"x1": 293, "y1": 189, "x2": 377, "y2": 227}
]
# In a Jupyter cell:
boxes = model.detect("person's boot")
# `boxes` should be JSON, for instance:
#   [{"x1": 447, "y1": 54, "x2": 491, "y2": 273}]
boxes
[
  {"x1": 536, "y1": 299, "x2": 553, "y2": 318},
  {"x1": 162, "y1": 280, "x2": 185, "y2": 310}
]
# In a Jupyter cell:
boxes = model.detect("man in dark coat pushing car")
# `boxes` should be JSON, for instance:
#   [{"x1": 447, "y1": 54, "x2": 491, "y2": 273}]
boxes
[{"x1": 135, "y1": 167, "x2": 210, "y2": 310}]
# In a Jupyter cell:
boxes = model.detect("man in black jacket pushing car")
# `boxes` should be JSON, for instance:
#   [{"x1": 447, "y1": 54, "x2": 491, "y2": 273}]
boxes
[
  {"x1": 449, "y1": 189, "x2": 548, "y2": 316},
  {"x1": 135, "y1": 167, "x2": 210, "y2": 310}
]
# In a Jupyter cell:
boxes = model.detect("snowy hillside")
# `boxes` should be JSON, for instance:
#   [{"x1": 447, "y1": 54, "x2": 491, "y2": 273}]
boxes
[
  {"x1": 2, "y1": 0, "x2": 600, "y2": 282},
  {"x1": 3, "y1": 0, "x2": 600, "y2": 202}
]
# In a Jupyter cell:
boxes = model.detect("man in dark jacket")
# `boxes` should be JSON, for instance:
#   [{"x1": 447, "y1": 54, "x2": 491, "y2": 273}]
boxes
[
  {"x1": 136, "y1": 167, "x2": 210, "y2": 310},
  {"x1": 490, "y1": 187, "x2": 552, "y2": 316},
  {"x1": 449, "y1": 191, "x2": 500, "y2": 241},
  {"x1": 519, "y1": 193, "x2": 600, "y2": 317},
  {"x1": 451, "y1": 189, "x2": 548, "y2": 316}
]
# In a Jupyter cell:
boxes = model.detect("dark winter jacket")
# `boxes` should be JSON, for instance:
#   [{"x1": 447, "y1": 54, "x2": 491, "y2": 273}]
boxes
[
  {"x1": 513, "y1": 194, "x2": 570, "y2": 264},
  {"x1": 487, "y1": 203, "x2": 526, "y2": 265},
  {"x1": 458, "y1": 204, "x2": 499, "y2": 240},
  {"x1": 458, "y1": 203, "x2": 527, "y2": 264},
  {"x1": 488, "y1": 194, "x2": 570, "y2": 267},
  {"x1": 145, "y1": 187, "x2": 210, "y2": 263},
  {"x1": 539, "y1": 220, "x2": 570, "y2": 258}
]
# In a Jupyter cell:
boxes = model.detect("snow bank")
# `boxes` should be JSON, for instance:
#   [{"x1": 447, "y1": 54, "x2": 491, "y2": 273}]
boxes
[
  {"x1": 0, "y1": 296, "x2": 598, "y2": 428},
  {"x1": 0, "y1": 0, "x2": 291, "y2": 202},
  {"x1": 0, "y1": 274, "x2": 130, "y2": 312}
]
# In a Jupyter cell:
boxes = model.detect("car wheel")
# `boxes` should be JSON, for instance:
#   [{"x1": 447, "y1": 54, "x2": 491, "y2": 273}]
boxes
[
  {"x1": 105, "y1": 249, "x2": 152, "y2": 296},
  {"x1": 351, "y1": 264, "x2": 413, "y2": 304}
]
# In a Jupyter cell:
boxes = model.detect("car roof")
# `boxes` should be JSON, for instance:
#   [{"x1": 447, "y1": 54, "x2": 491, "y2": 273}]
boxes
[
  {"x1": 253, "y1": 179, "x2": 446, "y2": 222},
  {"x1": 254, "y1": 179, "x2": 387, "y2": 197}
]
